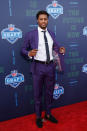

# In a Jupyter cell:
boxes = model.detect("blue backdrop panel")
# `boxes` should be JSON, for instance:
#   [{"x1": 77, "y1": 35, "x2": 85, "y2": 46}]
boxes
[{"x1": 0, "y1": 0, "x2": 87, "y2": 121}]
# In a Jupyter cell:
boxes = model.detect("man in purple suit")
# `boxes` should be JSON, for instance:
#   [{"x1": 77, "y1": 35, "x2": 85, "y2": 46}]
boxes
[{"x1": 21, "y1": 10, "x2": 65, "y2": 128}]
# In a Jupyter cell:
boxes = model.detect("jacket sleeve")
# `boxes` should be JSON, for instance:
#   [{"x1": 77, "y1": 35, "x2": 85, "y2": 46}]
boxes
[
  {"x1": 52, "y1": 33, "x2": 65, "y2": 71},
  {"x1": 21, "y1": 32, "x2": 32, "y2": 60}
]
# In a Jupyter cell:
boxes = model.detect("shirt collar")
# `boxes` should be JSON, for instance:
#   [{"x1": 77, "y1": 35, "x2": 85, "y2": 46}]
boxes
[{"x1": 38, "y1": 26, "x2": 47, "y2": 32}]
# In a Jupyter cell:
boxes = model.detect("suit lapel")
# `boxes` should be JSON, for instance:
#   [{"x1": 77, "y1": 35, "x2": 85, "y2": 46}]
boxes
[
  {"x1": 34, "y1": 29, "x2": 55, "y2": 49},
  {"x1": 34, "y1": 29, "x2": 38, "y2": 49},
  {"x1": 48, "y1": 29, "x2": 55, "y2": 41}
]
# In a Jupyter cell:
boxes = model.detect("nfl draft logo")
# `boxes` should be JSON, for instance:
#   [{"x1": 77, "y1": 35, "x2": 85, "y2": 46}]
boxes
[
  {"x1": 83, "y1": 26, "x2": 87, "y2": 36},
  {"x1": 1, "y1": 24, "x2": 22, "y2": 44},
  {"x1": 82, "y1": 64, "x2": 87, "y2": 74},
  {"x1": 46, "y1": 0, "x2": 63, "y2": 19},
  {"x1": 5, "y1": 70, "x2": 24, "y2": 88},
  {"x1": 53, "y1": 83, "x2": 64, "y2": 100}
]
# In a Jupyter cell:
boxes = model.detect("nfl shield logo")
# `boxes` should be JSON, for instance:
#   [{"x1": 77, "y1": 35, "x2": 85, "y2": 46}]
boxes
[
  {"x1": 53, "y1": 83, "x2": 64, "y2": 99},
  {"x1": 46, "y1": 0, "x2": 63, "y2": 19},
  {"x1": 83, "y1": 26, "x2": 87, "y2": 36},
  {"x1": 5, "y1": 70, "x2": 24, "y2": 88},
  {"x1": 1, "y1": 24, "x2": 22, "y2": 44},
  {"x1": 82, "y1": 64, "x2": 87, "y2": 74}
]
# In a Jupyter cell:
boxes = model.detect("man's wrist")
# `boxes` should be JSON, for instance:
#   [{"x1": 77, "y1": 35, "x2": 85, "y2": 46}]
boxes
[
  {"x1": 28, "y1": 51, "x2": 30, "y2": 57},
  {"x1": 28, "y1": 52, "x2": 32, "y2": 59}
]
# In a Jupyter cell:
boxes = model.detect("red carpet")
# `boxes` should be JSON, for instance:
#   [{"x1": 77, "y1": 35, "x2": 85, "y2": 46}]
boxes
[{"x1": 0, "y1": 101, "x2": 87, "y2": 131}]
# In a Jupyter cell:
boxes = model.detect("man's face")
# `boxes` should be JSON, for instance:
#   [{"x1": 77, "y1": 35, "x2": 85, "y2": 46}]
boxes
[{"x1": 37, "y1": 14, "x2": 48, "y2": 30}]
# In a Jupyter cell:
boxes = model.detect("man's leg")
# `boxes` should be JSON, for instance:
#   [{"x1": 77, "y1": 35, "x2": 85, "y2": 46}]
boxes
[
  {"x1": 44, "y1": 63, "x2": 55, "y2": 115},
  {"x1": 44, "y1": 63, "x2": 58, "y2": 123},
  {"x1": 33, "y1": 74, "x2": 44, "y2": 118},
  {"x1": 32, "y1": 73, "x2": 45, "y2": 128},
  {"x1": 32, "y1": 62, "x2": 47, "y2": 128}
]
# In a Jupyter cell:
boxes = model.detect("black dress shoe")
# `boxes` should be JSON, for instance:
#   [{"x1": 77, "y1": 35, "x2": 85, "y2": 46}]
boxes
[
  {"x1": 36, "y1": 118, "x2": 43, "y2": 128},
  {"x1": 45, "y1": 114, "x2": 58, "y2": 123}
]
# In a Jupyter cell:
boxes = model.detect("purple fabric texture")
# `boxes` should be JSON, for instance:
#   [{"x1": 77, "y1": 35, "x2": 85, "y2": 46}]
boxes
[{"x1": 21, "y1": 29, "x2": 64, "y2": 117}]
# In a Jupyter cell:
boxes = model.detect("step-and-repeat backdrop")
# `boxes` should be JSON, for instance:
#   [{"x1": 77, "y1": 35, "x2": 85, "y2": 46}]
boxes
[{"x1": 0, "y1": 0, "x2": 87, "y2": 121}]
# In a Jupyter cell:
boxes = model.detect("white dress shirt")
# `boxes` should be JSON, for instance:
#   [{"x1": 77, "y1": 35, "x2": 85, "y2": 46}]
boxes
[{"x1": 34, "y1": 26, "x2": 53, "y2": 61}]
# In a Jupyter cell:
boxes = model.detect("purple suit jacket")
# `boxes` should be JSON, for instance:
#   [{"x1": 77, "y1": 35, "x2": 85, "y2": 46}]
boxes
[{"x1": 21, "y1": 29, "x2": 64, "y2": 73}]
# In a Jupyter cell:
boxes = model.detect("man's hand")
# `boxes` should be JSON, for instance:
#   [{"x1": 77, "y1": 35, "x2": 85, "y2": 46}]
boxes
[
  {"x1": 59, "y1": 47, "x2": 65, "y2": 55},
  {"x1": 28, "y1": 49, "x2": 38, "y2": 57}
]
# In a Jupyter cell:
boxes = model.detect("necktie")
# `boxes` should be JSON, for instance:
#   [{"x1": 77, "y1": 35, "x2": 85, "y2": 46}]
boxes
[{"x1": 42, "y1": 31, "x2": 50, "y2": 63}]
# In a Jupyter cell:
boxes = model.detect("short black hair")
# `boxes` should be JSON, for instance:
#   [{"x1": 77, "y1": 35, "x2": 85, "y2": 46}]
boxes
[{"x1": 36, "y1": 10, "x2": 49, "y2": 19}]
